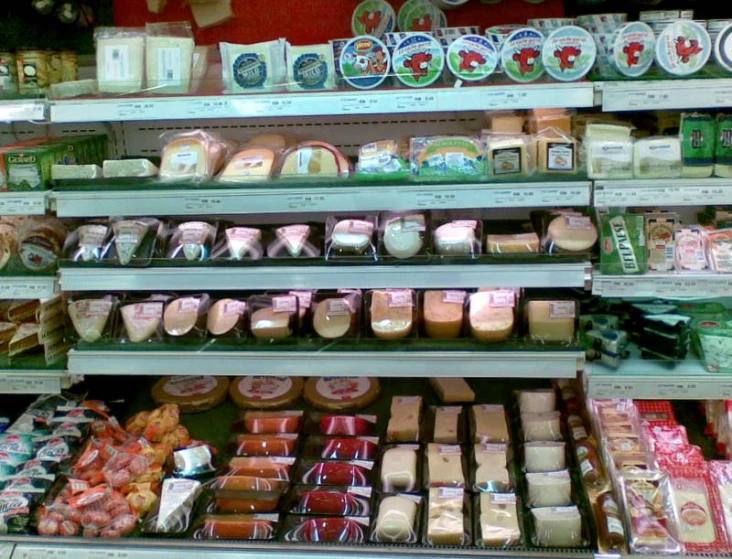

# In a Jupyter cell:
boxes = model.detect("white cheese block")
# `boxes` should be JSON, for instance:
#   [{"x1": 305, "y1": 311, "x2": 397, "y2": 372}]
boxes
[
  {"x1": 518, "y1": 389, "x2": 556, "y2": 414},
  {"x1": 429, "y1": 377, "x2": 474, "y2": 403},
  {"x1": 633, "y1": 137, "x2": 682, "y2": 178},
  {"x1": 96, "y1": 30, "x2": 145, "y2": 94},
  {"x1": 474, "y1": 444, "x2": 510, "y2": 491},
  {"x1": 383, "y1": 214, "x2": 425, "y2": 259},
  {"x1": 524, "y1": 442, "x2": 566, "y2": 473},
  {"x1": 381, "y1": 447, "x2": 419, "y2": 492},
  {"x1": 526, "y1": 470, "x2": 572, "y2": 507},
  {"x1": 469, "y1": 291, "x2": 514, "y2": 343},
  {"x1": 375, "y1": 495, "x2": 418, "y2": 543},
  {"x1": 527, "y1": 300, "x2": 576, "y2": 343},
  {"x1": 427, "y1": 444, "x2": 465, "y2": 487},
  {"x1": 370, "y1": 290, "x2": 414, "y2": 340},
  {"x1": 433, "y1": 221, "x2": 478, "y2": 255},
  {"x1": 388, "y1": 396, "x2": 422, "y2": 442},
  {"x1": 250, "y1": 307, "x2": 292, "y2": 339},
  {"x1": 587, "y1": 139, "x2": 633, "y2": 179},
  {"x1": 104, "y1": 159, "x2": 159, "y2": 178},
  {"x1": 521, "y1": 411, "x2": 562, "y2": 442},
  {"x1": 146, "y1": 35, "x2": 195, "y2": 95},
  {"x1": 68, "y1": 299, "x2": 113, "y2": 343},
  {"x1": 472, "y1": 405, "x2": 509, "y2": 443},
  {"x1": 428, "y1": 487, "x2": 465, "y2": 545},
  {"x1": 480, "y1": 493, "x2": 522, "y2": 546},
  {"x1": 532, "y1": 506, "x2": 582, "y2": 547},
  {"x1": 120, "y1": 302, "x2": 162, "y2": 343},
  {"x1": 51, "y1": 164, "x2": 102, "y2": 180}
]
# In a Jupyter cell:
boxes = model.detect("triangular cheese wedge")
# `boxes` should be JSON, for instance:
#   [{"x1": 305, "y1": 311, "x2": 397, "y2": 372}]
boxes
[
  {"x1": 219, "y1": 148, "x2": 275, "y2": 183},
  {"x1": 121, "y1": 302, "x2": 162, "y2": 343},
  {"x1": 113, "y1": 221, "x2": 148, "y2": 265},
  {"x1": 68, "y1": 300, "x2": 113, "y2": 343}
]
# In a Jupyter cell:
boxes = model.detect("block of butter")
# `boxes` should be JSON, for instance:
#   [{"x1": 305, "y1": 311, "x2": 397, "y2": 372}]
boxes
[
  {"x1": 429, "y1": 377, "x2": 475, "y2": 403},
  {"x1": 526, "y1": 470, "x2": 572, "y2": 507},
  {"x1": 474, "y1": 442, "x2": 511, "y2": 491},
  {"x1": 527, "y1": 300, "x2": 577, "y2": 343},
  {"x1": 424, "y1": 290, "x2": 465, "y2": 339},
  {"x1": 471, "y1": 404, "x2": 509, "y2": 443},
  {"x1": 427, "y1": 443, "x2": 465, "y2": 488},
  {"x1": 480, "y1": 492, "x2": 522, "y2": 546},
  {"x1": 427, "y1": 487, "x2": 465, "y2": 545},
  {"x1": 387, "y1": 396, "x2": 422, "y2": 442}
]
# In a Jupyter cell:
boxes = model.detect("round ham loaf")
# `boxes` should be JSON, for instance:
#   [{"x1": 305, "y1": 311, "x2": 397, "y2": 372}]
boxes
[
  {"x1": 304, "y1": 377, "x2": 380, "y2": 411},
  {"x1": 229, "y1": 376, "x2": 304, "y2": 410},
  {"x1": 152, "y1": 376, "x2": 229, "y2": 413}
]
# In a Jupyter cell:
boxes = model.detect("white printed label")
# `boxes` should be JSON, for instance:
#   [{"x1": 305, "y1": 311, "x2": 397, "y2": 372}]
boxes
[
  {"x1": 237, "y1": 376, "x2": 293, "y2": 400},
  {"x1": 490, "y1": 493, "x2": 517, "y2": 505},
  {"x1": 481, "y1": 404, "x2": 504, "y2": 412},
  {"x1": 273, "y1": 296, "x2": 297, "y2": 313},
  {"x1": 482, "y1": 443, "x2": 508, "y2": 453},
  {"x1": 289, "y1": 291, "x2": 313, "y2": 309},
  {"x1": 607, "y1": 516, "x2": 625, "y2": 535},
  {"x1": 156, "y1": 47, "x2": 182, "y2": 86},
  {"x1": 438, "y1": 445, "x2": 462, "y2": 456},
  {"x1": 388, "y1": 290, "x2": 413, "y2": 308},
  {"x1": 438, "y1": 487, "x2": 464, "y2": 499},
  {"x1": 452, "y1": 220, "x2": 477, "y2": 229},
  {"x1": 104, "y1": 45, "x2": 130, "y2": 81},
  {"x1": 489, "y1": 290, "x2": 515, "y2": 308},
  {"x1": 79, "y1": 225, "x2": 108, "y2": 248},
  {"x1": 223, "y1": 300, "x2": 246, "y2": 316},
  {"x1": 397, "y1": 396, "x2": 421, "y2": 404},
  {"x1": 348, "y1": 220, "x2": 374, "y2": 235},
  {"x1": 177, "y1": 297, "x2": 200, "y2": 314},
  {"x1": 580, "y1": 458, "x2": 593, "y2": 476},
  {"x1": 442, "y1": 290, "x2": 467, "y2": 304},
  {"x1": 134, "y1": 302, "x2": 162, "y2": 319},
  {"x1": 565, "y1": 216, "x2": 592, "y2": 230},
  {"x1": 277, "y1": 225, "x2": 309, "y2": 255},
  {"x1": 163, "y1": 376, "x2": 217, "y2": 397},
  {"x1": 348, "y1": 486, "x2": 373, "y2": 498},
  {"x1": 171, "y1": 150, "x2": 199, "y2": 168},
  {"x1": 327, "y1": 298, "x2": 351, "y2": 316},
  {"x1": 439, "y1": 406, "x2": 463, "y2": 414},
  {"x1": 550, "y1": 301, "x2": 576, "y2": 319},
  {"x1": 316, "y1": 377, "x2": 372, "y2": 401}
]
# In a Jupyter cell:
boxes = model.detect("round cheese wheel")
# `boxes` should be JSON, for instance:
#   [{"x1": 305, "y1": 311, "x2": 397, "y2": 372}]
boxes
[
  {"x1": 547, "y1": 215, "x2": 598, "y2": 252},
  {"x1": 304, "y1": 377, "x2": 381, "y2": 411},
  {"x1": 152, "y1": 376, "x2": 229, "y2": 413},
  {"x1": 312, "y1": 299, "x2": 353, "y2": 339},
  {"x1": 229, "y1": 376, "x2": 304, "y2": 410}
]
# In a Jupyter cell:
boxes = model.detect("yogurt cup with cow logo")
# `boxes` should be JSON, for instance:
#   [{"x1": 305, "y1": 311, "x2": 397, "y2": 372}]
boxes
[
  {"x1": 393, "y1": 33, "x2": 444, "y2": 87},
  {"x1": 447, "y1": 35, "x2": 498, "y2": 82},
  {"x1": 611, "y1": 21, "x2": 656, "y2": 78},
  {"x1": 352, "y1": 0, "x2": 396, "y2": 39},
  {"x1": 655, "y1": 20, "x2": 711, "y2": 76},
  {"x1": 501, "y1": 27, "x2": 546, "y2": 83},
  {"x1": 543, "y1": 26, "x2": 596, "y2": 82},
  {"x1": 340, "y1": 36, "x2": 391, "y2": 89}
]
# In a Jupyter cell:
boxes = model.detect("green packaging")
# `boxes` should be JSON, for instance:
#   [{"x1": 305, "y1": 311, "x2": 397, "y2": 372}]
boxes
[
  {"x1": 680, "y1": 112, "x2": 714, "y2": 177},
  {"x1": 6, "y1": 146, "x2": 55, "y2": 191},
  {"x1": 715, "y1": 114, "x2": 732, "y2": 178},
  {"x1": 598, "y1": 210, "x2": 647, "y2": 275}
]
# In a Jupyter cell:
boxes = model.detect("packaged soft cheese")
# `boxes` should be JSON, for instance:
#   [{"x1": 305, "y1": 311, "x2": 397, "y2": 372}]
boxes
[
  {"x1": 96, "y1": 27, "x2": 145, "y2": 94},
  {"x1": 221, "y1": 39, "x2": 287, "y2": 93},
  {"x1": 145, "y1": 22, "x2": 195, "y2": 95},
  {"x1": 159, "y1": 130, "x2": 229, "y2": 182},
  {"x1": 286, "y1": 44, "x2": 335, "y2": 91}
]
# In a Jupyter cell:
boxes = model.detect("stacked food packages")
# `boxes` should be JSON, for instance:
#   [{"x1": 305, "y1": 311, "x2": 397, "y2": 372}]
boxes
[{"x1": 0, "y1": 296, "x2": 69, "y2": 365}]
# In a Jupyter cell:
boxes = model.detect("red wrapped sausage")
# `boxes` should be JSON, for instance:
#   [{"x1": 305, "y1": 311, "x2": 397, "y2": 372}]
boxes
[
  {"x1": 239, "y1": 411, "x2": 302, "y2": 434},
  {"x1": 296, "y1": 489, "x2": 371, "y2": 516},
  {"x1": 194, "y1": 514, "x2": 277, "y2": 540},
  {"x1": 226, "y1": 457, "x2": 295, "y2": 480},
  {"x1": 212, "y1": 490, "x2": 281, "y2": 513},
  {"x1": 211, "y1": 476, "x2": 289, "y2": 493},
  {"x1": 284, "y1": 517, "x2": 366, "y2": 543},
  {"x1": 300, "y1": 461, "x2": 372, "y2": 486},
  {"x1": 319, "y1": 415, "x2": 373, "y2": 436},
  {"x1": 228, "y1": 434, "x2": 298, "y2": 457},
  {"x1": 321, "y1": 438, "x2": 378, "y2": 460}
]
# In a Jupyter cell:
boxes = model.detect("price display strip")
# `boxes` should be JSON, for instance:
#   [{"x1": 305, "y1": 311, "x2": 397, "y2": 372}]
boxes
[
  {"x1": 415, "y1": 183, "x2": 591, "y2": 210},
  {"x1": 0, "y1": 100, "x2": 45, "y2": 122},
  {"x1": 592, "y1": 273, "x2": 732, "y2": 298},
  {"x1": 0, "y1": 193, "x2": 47, "y2": 216},
  {"x1": 594, "y1": 181, "x2": 732, "y2": 207},
  {"x1": 0, "y1": 277, "x2": 57, "y2": 300},
  {"x1": 116, "y1": 102, "x2": 156, "y2": 120},
  {"x1": 602, "y1": 79, "x2": 732, "y2": 112},
  {"x1": 0, "y1": 374, "x2": 62, "y2": 395},
  {"x1": 182, "y1": 196, "x2": 224, "y2": 213},
  {"x1": 588, "y1": 375, "x2": 731, "y2": 400}
]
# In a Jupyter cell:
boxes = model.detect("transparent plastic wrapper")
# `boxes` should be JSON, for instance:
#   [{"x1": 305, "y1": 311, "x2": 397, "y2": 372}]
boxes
[
  {"x1": 526, "y1": 470, "x2": 572, "y2": 508},
  {"x1": 226, "y1": 433, "x2": 299, "y2": 457},
  {"x1": 425, "y1": 487, "x2": 471, "y2": 546},
  {"x1": 473, "y1": 443, "x2": 512, "y2": 492},
  {"x1": 524, "y1": 441, "x2": 566, "y2": 473},
  {"x1": 517, "y1": 389, "x2": 556, "y2": 414},
  {"x1": 118, "y1": 298, "x2": 165, "y2": 343},
  {"x1": 223, "y1": 456, "x2": 296, "y2": 480},
  {"x1": 427, "y1": 406, "x2": 465, "y2": 444},
  {"x1": 145, "y1": 22, "x2": 195, "y2": 95},
  {"x1": 284, "y1": 515, "x2": 368, "y2": 543},
  {"x1": 698, "y1": 325, "x2": 732, "y2": 373},
  {"x1": 192, "y1": 514, "x2": 278, "y2": 540},
  {"x1": 618, "y1": 470, "x2": 681, "y2": 554},
  {"x1": 432, "y1": 220, "x2": 481, "y2": 257},
  {"x1": 266, "y1": 224, "x2": 322, "y2": 258},
  {"x1": 310, "y1": 414, "x2": 378, "y2": 437},
  {"x1": 633, "y1": 136, "x2": 682, "y2": 178},
  {"x1": 232, "y1": 410, "x2": 303, "y2": 435},
  {"x1": 356, "y1": 139, "x2": 410, "y2": 181},
  {"x1": 287, "y1": 485, "x2": 373, "y2": 516},
  {"x1": 172, "y1": 443, "x2": 216, "y2": 477},
  {"x1": 381, "y1": 444, "x2": 420, "y2": 493},
  {"x1": 165, "y1": 221, "x2": 218, "y2": 262},
  {"x1": 303, "y1": 436, "x2": 379, "y2": 461},
  {"x1": 63, "y1": 223, "x2": 112, "y2": 263},
  {"x1": 477, "y1": 492, "x2": 523, "y2": 547},
  {"x1": 368, "y1": 289, "x2": 417, "y2": 340},
  {"x1": 95, "y1": 27, "x2": 145, "y2": 94},
  {"x1": 521, "y1": 411, "x2": 562, "y2": 442},
  {"x1": 534, "y1": 128, "x2": 578, "y2": 174},
  {"x1": 471, "y1": 404, "x2": 509, "y2": 444},
  {"x1": 485, "y1": 134, "x2": 532, "y2": 178},
  {"x1": 325, "y1": 217, "x2": 377, "y2": 260},
  {"x1": 211, "y1": 227, "x2": 263, "y2": 261},
  {"x1": 209, "y1": 475, "x2": 289, "y2": 494},
  {"x1": 163, "y1": 294, "x2": 210, "y2": 338},
  {"x1": 584, "y1": 124, "x2": 634, "y2": 179},
  {"x1": 311, "y1": 291, "x2": 361, "y2": 340},
  {"x1": 16, "y1": 219, "x2": 66, "y2": 272},
  {"x1": 110, "y1": 217, "x2": 163, "y2": 267},
  {"x1": 469, "y1": 289, "x2": 516, "y2": 343},
  {"x1": 425, "y1": 444, "x2": 467, "y2": 488},
  {"x1": 371, "y1": 494, "x2": 422, "y2": 544},
  {"x1": 278, "y1": 141, "x2": 351, "y2": 179},
  {"x1": 102, "y1": 452, "x2": 150, "y2": 488},
  {"x1": 708, "y1": 461, "x2": 732, "y2": 545},
  {"x1": 386, "y1": 395, "x2": 422, "y2": 443},
  {"x1": 286, "y1": 43, "x2": 336, "y2": 92},
  {"x1": 536, "y1": 210, "x2": 598, "y2": 255},
  {"x1": 706, "y1": 229, "x2": 732, "y2": 273},
  {"x1": 422, "y1": 290, "x2": 466, "y2": 339},
  {"x1": 218, "y1": 146, "x2": 278, "y2": 183},
  {"x1": 594, "y1": 492, "x2": 627, "y2": 553},
  {"x1": 531, "y1": 506, "x2": 584, "y2": 548},
  {"x1": 410, "y1": 136, "x2": 486, "y2": 178},
  {"x1": 220, "y1": 39, "x2": 287, "y2": 94},
  {"x1": 525, "y1": 299, "x2": 578, "y2": 345},
  {"x1": 298, "y1": 460, "x2": 375, "y2": 486},
  {"x1": 379, "y1": 212, "x2": 427, "y2": 260},
  {"x1": 206, "y1": 298, "x2": 247, "y2": 338},
  {"x1": 159, "y1": 130, "x2": 229, "y2": 182},
  {"x1": 142, "y1": 478, "x2": 201, "y2": 535},
  {"x1": 204, "y1": 485, "x2": 284, "y2": 514},
  {"x1": 66, "y1": 295, "x2": 118, "y2": 343},
  {"x1": 248, "y1": 294, "x2": 299, "y2": 341}
]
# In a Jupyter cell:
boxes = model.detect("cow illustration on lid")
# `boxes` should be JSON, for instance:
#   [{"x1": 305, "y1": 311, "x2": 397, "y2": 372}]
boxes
[
  {"x1": 675, "y1": 36, "x2": 703, "y2": 63},
  {"x1": 358, "y1": 10, "x2": 383, "y2": 35},
  {"x1": 554, "y1": 46, "x2": 581, "y2": 71},
  {"x1": 403, "y1": 51, "x2": 433, "y2": 80},
  {"x1": 447, "y1": 35, "x2": 497, "y2": 82},
  {"x1": 458, "y1": 49, "x2": 487, "y2": 72},
  {"x1": 623, "y1": 41, "x2": 645, "y2": 66},
  {"x1": 513, "y1": 47, "x2": 540, "y2": 75},
  {"x1": 410, "y1": 14, "x2": 432, "y2": 32}
]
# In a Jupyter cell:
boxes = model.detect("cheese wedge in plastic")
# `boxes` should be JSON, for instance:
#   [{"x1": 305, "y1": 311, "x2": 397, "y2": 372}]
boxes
[{"x1": 219, "y1": 148, "x2": 276, "y2": 183}]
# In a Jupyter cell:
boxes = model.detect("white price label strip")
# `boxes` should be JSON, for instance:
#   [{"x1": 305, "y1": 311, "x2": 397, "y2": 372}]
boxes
[
  {"x1": 0, "y1": 376, "x2": 62, "y2": 394},
  {"x1": 395, "y1": 93, "x2": 437, "y2": 111},
  {"x1": 482, "y1": 89, "x2": 530, "y2": 109},
  {"x1": 286, "y1": 194, "x2": 327, "y2": 210},
  {"x1": 658, "y1": 381, "x2": 697, "y2": 398},
  {"x1": 0, "y1": 279, "x2": 56, "y2": 300},
  {"x1": 0, "y1": 195, "x2": 46, "y2": 215},
  {"x1": 0, "y1": 543, "x2": 13, "y2": 559},
  {"x1": 339, "y1": 96, "x2": 381, "y2": 113},
  {"x1": 117, "y1": 102, "x2": 156, "y2": 119},
  {"x1": 186, "y1": 99, "x2": 231, "y2": 117},
  {"x1": 182, "y1": 196, "x2": 224, "y2": 213},
  {"x1": 0, "y1": 102, "x2": 45, "y2": 122},
  {"x1": 415, "y1": 191, "x2": 457, "y2": 208},
  {"x1": 591, "y1": 381, "x2": 638, "y2": 399}
]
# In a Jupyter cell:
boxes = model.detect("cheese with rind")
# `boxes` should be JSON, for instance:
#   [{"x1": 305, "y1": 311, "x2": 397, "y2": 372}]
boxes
[
  {"x1": 229, "y1": 376, "x2": 304, "y2": 410},
  {"x1": 303, "y1": 377, "x2": 380, "y2": 411},
  {"x1": 152, "y1": 376, "x2": 229, "y2": 413},
  {"x1": 424, "y1": 290, "x2": 464, "y2": 339}
]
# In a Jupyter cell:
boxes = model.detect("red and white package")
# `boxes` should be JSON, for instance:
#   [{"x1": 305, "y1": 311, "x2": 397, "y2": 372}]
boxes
[
  {"x1": 645, "y1": 424, "x2": 688, "y2": 449},
  {"x1": 636, "y1": 400, "x2": 677, "y2": 425},
  {"x1": 708, "y1": 461, "x2": 732, "y2": 550},
  {"x1": 655, "y1": 444, "x2": 706, "y2": 471}
]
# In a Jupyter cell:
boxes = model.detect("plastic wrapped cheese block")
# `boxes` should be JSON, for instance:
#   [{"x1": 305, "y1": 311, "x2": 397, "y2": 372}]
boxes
[
  {"x1": 474, "y1": 443, "x2": 511, "y2": 492},
  {"x1": 219, "y1": 148, "x2": 276, "y2": 183},
  {"x1": 68, "y1": 297, "x2": 115, "y2": 343},
  {"x1": 387, "y1": 396, "x2": 422, "y2": 442},
  {"x1": 433, "y1": 407, "x2": 461, "y2": 443},
  {"x1": 527, "y1": 470, "x2": 572, "y2": 508},
  {"x1": 328, "y1": 219, "x2": 376, "y2": 258},
  {"x1": 152, "y1": 376, "x2": 229, "y2": 413},
  {"x1": 250, "y1": 299, "x2": 296, "y2": 340},
  {"x1": 207, "y1": 299, "x2": 247, "y2": 337},
  {"x1": 633, "y1": 137, "x2": 682, "y2": 178},
  {"x1": 532, "y1": 506, "x2": 582, "y2": 547},
  {"x1": 527, "y1": 300, "x2": 577, "y2": 343},
  {"x1": 518, "y1": 389, "x2": 556, "y2": 414},
  {"x1": 522, "y1": 411, "x2": 562, "y2": 442},
  {"x1": 159, "y1": 130, "x2": 227, "y2": 182},
  {"x1": 303, "y1": 377, "x2": 380, "y2": 411},
  {"x1": 164, "y1": 295, "x2": 209, "y2": 337},
  {"x1": 546, "y1": 214, "x2": 598, "y2": 253},
  {"x1": 312, "y1": 294, "x2": 359, "y2": 339},
  {"x1": 382, "y1": 213, "x2": 425, "y2": 259},
  {"x1": 424, "y1": 290, "x2": 465, "y2": 339},
  {"x1": 52, "y1": 164, "x2": 102, "y2": 180},
  {"x1": 472, "y1": 405, "x2": 509, "y2": 443},
  {"x1": 370, "y1": 290, "x2": 415, "y2": 340},
  {"x1": 433, "y1": 221, "x2": 480, "y2": 256},
  {"x1": 427, "y1": 487, "x2": 466, "y2": 545},
  {"x1": 95, "y1": 28, "x2": 145, "y2": 93},
  {"x1": 469, "y1": 290, "x2": 515, "y2": 343},
  {"x1": 485, "y1": 233, "x2": 540, "y2": 254},
  {"x1": 524, "y1": 442, "x2": 566, "y2": 473},
  {"x1": 427, "y1": 444, "x2": 465, "y2": 488},
  {"x1": 480, "y1": 493, "x2": 522, "y2": 547},
  {"x1": 229, "y1": 377, "x2": 304, "y2": 410},
  {"x1": 103, "y1": 159, "x2": 159, "y2": 178},
  {"x1": 120, "y1": 301, "x2": 164, "y2": 343},
  {"x1": 279, "y1": 142, "x2": 349, "y2": 178},
  {"x1": 373, "y1": 495, "x2": 420, "y2": 544},
  {"x1": 381, "y1": 446, "x2": 419, "y2": 492},
  {"x1": 429, "y1": 377, "x2": 475, "y2": 403}
]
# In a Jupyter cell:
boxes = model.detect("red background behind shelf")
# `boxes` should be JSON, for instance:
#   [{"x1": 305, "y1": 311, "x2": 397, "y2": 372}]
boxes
[{"x1": 115, "y1": 0, "x2": 563, "y2": 46}]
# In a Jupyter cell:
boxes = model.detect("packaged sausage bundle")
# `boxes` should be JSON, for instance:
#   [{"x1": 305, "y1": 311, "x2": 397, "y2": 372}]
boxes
[
  {"x1": 226, "y1": 434, "x2": 299, "y2": 458},
  {"x1": 232, "y1": 411, "x2": 303, "y2": 435},
  {"x1": 302, "y1": 436, "x2": 379, "y2": 461},
  {"x1": 223, "y1": 456, "x2": 296, "y2": 481},
  {"x1": 204, "y1": 484, "x2": 284, "y2": 515},
  {"x1": 297, "y1": 460, "x2": 375, "y2": 486},
  {"x1": 308, "y1": 413, "x2": 379, "y2": 437},
  {"x1": 283, "y1": 515, "x2": 368, "y2": 543},
  {"x1": 287, "y1": 485, "x2": 373, "y2": 517},
  {"x1": 193, "y1": 513, "x2": 279, "y2": 540}
]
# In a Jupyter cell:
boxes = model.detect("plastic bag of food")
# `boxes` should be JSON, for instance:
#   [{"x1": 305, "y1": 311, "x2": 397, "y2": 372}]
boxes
[{"x1": 159, "y1": 130, "x2": 230, "y2": 182}]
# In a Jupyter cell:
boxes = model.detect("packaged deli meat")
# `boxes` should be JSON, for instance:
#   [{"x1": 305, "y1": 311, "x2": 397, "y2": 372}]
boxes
[
  {"x1": 315, "y1": 414, "x2": 378, "y2": 437},
  {"x1": 304, "y1": 436, "x2": 379, "y2": 461},
  {"x1": 67, "y1": 296, "x2": 117, "y2": 343},
  {"x1": 209, "y1": 476, "x2": 290, "y2": 494},
  {"x1": 426, "y1": 487, "x2": 469, "y2": 546},
  {"x1": 303, "y1": 377, "x2": 380, "y2": 412},
  {"x1": 381, "y1": 445, "x2": 420, "y2": 492},
  {"x1": 229, "y1": 377, "x2": 304, "y2": 410},
  {"x1": 163, "y1": 295, "x2": 210, "y2": 338},
  {"x1": 478, "y1": 492, "x2": 522, "y2": 547},
  {"x1": 192, "y1": 514, "x2": 278, "y2": 540},
  {"x1": 371, "y1": 494, "x2": 421, "y2": 544},
  {"x1": 233, "y1": 411, "x2": 303, "y2": 435},
  {"x1": 474, "y1": 443, "x2": 512, "y2": 492},
  {"x1": 205, "y1": 486, "x2": 284, "y2": 514},
  {"x1": 151, "y1": 376, "x2": 229, "y2": 413},
  {"x1": 207, "y1": 298, "x2": 247, "y2": 338},
  {"x1": 224, "y1": 457, "x2": 296, "y2": 480},
  {"x1": 369, "y1": 289, "x2": 416, "y2": 340},
  {"x1": 283, "y1": 515, "x2": 368, "y2": 543},
  {"x1": 387, "y1": 396, "x2": 422, "y2": 442},
  {"x1": 288, "y1": 485, "x2": 372, "y2": 516}
]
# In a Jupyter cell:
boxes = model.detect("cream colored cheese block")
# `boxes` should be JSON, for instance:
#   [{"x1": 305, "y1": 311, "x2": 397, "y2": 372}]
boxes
[
  {"x1": 433, "y1": 407, "x2": 460, "y2": 443},
  {"x1": 489, "y1": 113, "x2": 525, "y2": 134},
  {"x1": 427, "y1": 444, "x2": 465, "y2": 488},
  {"x1": 160, "y1": 138, "x2": 209, "y2": 180},
  {"x1": 433, "y1": 221, "x2": 478, "y2": 256},
  {"x1": 475, "y1": 444, "x2": 511, "y2": 491},
  {"x1": 525, "y1": 442, "x2": 566, "y2": 473},
  {"x1": 522, "y1": 411, "x2": 562, "y2": 442},
  {"x1": 52, "y1": 164, "x2": 102, "y2": 180},
  {"x1": 312, "y1": 297, "x2": 354, "y2": 339},
  {"x1": 428, "y1": 488, "x2": 465, "y2": 545},
  {"x1": 370, "y1": 290, "x2": 414, "y2": 340},
  {"x1": 518, "y1": 389, "x2": 556, "y2": 414},
  {"x1": 191, "y1": 0, "x2": 233, "y2": 29},
  {"x1": 121, "y1": 302, "x2": 162, "y2": 343},
  {"x1": 424, "y1": 290, "x2": 464, "y2": 339},
  {"x1": 429, "y1": 377, "x2": 475, "y2": 403},
  {"x1": 469, "y1": 291, "x2": 514, "y2": 343},
  {"x1": 207, "y1": 299, "x2": 246, "y2": 336},
  {"x1": 164, "y1": 297, "x2": 202, "y2": 337},
  {"x1": 250, "y1": 307, "x2": 292, "y2": 339},
  {"x1": 103, "y1": 159, "x2": 159, "y2": 178},
  {"x1": 381, "y1": 446, "x2": 419, "y2": 492},
  {"x1": 383, "y1": 214, "x2": 425, "y2": 259},
  {"x1": 388, "y1": 396, "x2": 422, "y2": 442},
  {"x1": 332, "y1": 219, "x2": 374, "y2": 252},
  {"x1": 68, "y1": 299, "x2": 113, "y2": 343},
  {"x1": 375, "y1": 495, "x2": 418, "y2": 543},
  {"x1": 472, "y1": 405, "x2": 509, "y2": 443},
  {"x1": 279, "y1": 145, "x2": 340, "y2": 177},
  {"x1": 527, "y1": 470, "x2": 572, "y2": 507},
  {"x1": 532, "y1": 506, "x2": 582, "y2": 547},
  {"x1": 219, "y1": 148, "x2": 276, "y2": 182},
  {"x1": 527, "y1": 300, "x2": 576, "y2": 343},
  {"x1": 547, "y1": 215, "x2": 598, "y2": 252},
  {"x1": 485, "y1": 233, "x2": 540, "y2": 254},
  {"x1": 247, "y1": 133, "x2": 292, "y2": 151},
  {"x1": 480, "y1": 493, "x2": 522, "y2": 546},
  {"x1": 537, "y1": 137, "x2": 576, "y2": 173}
]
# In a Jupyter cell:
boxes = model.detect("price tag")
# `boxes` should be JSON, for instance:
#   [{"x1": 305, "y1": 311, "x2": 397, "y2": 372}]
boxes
[
  {"x1": 14, "y1": 548, "x2": 75, "y2": 559},
  {"x1": 339, "y1": 95, "x2": 381, "y2": 113},
  {"x1": 286, "y1": 194, "x2": 328, "y2": 210},
  {"x1": 414, "y1": 191, "x2": 457, "y2": 208},
  {"x1": 182, "y1": 196, "x2": 224, "y2": 213},
  {"x1": 0, "y1": 195, "x2": 46, "y2": 216},
  {"x1": 117, "y1": 102, "x2": 156, "y2": 119},
  {"x1": 0, "y1": 101, "x2": 45, "y2": 122},
  {"x1": 186, "y1": 99, "x2": 231, "y2": 117},
  {"x1": 395, "y1": 93, "x2": 437, "y2": 111},
  {"x1": 712, "y1": 86, "x2": 732, "y2": 107},
  {"x1": 262, "y1": 98, "x2": 294, "y2": 114},
  {"x1": 0, "y1": 278, "x2": 56, "y2": 299},
  {"x1": 0, "y1": 376, "x2": 62, "y2": 394},
  {"x1": 658, "y1": 382, "x2": 697, "y2": 398},
  {"x1": 481, "y1": 88, "x2": 529, "y2": 109},
  {"x1": 590, "y1": 381, "x2": 638, "y2": 399}
]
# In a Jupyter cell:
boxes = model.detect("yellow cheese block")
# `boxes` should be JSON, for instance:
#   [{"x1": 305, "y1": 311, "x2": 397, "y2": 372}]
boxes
[
  {"x1": 469, "y1": 291, "x2": 514, "y2": 343},
  {"x1": 219, "y1": 148, "x2": 276, "y2": 182},
  {"x1": 489, "y1": 113, "x2": 525, "y2": 134},
  {"x1": 485, "y1": 233, "x2": 540, "y2": 254},
  {"x1": 246, "y1": 133, "x2": 293, "y2": 151},
  {"x1": 537, "y1": 136, "x2": 577, "y2": 173},
  {"x1": 423, "y1": 290, "x2": 464, "y2": 339},
  {"x1": 250, "y1": 307, "x2": 292, "y2": 339},
  {"x1": 527, "y1": 300, "x2": 576, "y2": 343},
  {"x1": 428, "y1": 377, "x2": 475, "y2": 403},
  {"x1": 370, "y1": 290, "x2": 414, "y2": 340}
]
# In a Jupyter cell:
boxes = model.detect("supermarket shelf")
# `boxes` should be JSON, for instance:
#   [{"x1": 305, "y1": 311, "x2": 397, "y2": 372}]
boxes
[
  {"x1": 0, "y1": 276, "x2": 57, "y2": 299},
  {"x1": 48, "y1": 83, "x2": 596, "y2": 123},
  {"x1": 0, "y1": 370, "x2": 66, "y2": 394},
  {"x1": 592, "y1": 271, "x2": 732, "y2": 298},
  {"x1": 58, "y1": 262, "x2": 592, "y2": 291},
  {"x1": 52, "y1": 181, "x2": 592, "y2": 218},
  {"x1": 67, "y1": 348, "x2": 584, "y2": 378},
  {"x1": 0, "y1": 191, "x2": 48, "y2": 216},
  {"x1": 0, "y1": 99, "x2": 46, "y2": 122},
  {"x1": 586, "y1": 357, "x2": 729, "y2": 399},
  {"x1": 593, "y1": 178, "x2": 732, "y2": 207},
  {"x1": 599, "y1": 79, "x2": 732, "y2": 111}
]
